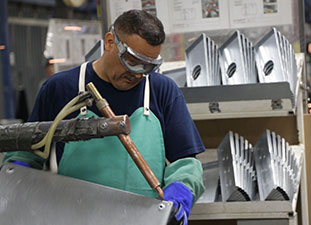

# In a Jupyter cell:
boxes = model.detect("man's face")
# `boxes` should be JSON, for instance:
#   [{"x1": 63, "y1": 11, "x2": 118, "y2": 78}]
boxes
[
  {"x1": 46, "y1": 64, "x2": 55, "y2": 78},
  {"x1": 105, "y1": 31, "x2": 162, "y2": 91}
]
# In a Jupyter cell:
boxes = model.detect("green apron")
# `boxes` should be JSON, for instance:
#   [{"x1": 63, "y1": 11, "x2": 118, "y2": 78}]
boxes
[{"x1": 58, "y1": 62, "x2": 166, "y2": 198}]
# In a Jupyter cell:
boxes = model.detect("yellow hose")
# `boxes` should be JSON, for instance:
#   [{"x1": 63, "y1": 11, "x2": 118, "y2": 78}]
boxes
[
  {"x1": 31, "y1": 96, "x2": 79, "y2": 149},
  {"x1": 31, "y1": 95, "x2": 87, "y2": 159}
]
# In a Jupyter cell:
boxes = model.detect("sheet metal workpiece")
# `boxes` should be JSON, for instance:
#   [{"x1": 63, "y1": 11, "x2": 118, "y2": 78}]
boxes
[
  {"x1": 185, "y1": 33, "x2": 221, "y2": 87},
  {"x1": 218, "y1": 132, "x2": 236, "y2": 201},
  {"x1": 186, "y1": 33, "x2": 210, "y2": 87},
  {"x1": 253, "y1": 130, "x2": 289, "y2": 201},
  {"x1": 0, "y1": 163, "x2": 173, "y2": 225},
  {"x1": 218, "y1": 132, "x2": 250, "y2": 201},
  {"x1": 197, "y1": 161, "x2": 220, "y2": 203},
  {"x1": 219, "y1": 31, "x2": 244, "y2": 85},
  {"x1": 255, "y1": 27, "x2": 298, "y2": 97},
  {"x1": 218, "y1": 131, "x2": 257, "y2": 202},
  {"x1": 255, "y1": 28, "x2": 284, "y2": 84},
  {"x1": 219, "y1": 31, "x2": 256, "y2": 85}
]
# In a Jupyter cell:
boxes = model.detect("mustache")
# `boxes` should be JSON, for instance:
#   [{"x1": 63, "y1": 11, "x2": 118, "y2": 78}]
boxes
[{"x1": 122, "y1": 73, "x2": 143, "y2": 82}]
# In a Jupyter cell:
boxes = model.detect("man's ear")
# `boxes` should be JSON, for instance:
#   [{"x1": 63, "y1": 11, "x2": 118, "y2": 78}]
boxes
[{"x1": 104, "y1": 32, "x2": 115, "y2": 51}]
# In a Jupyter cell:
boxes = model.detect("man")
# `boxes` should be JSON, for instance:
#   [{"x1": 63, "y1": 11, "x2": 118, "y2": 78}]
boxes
[
  {"x1": 3, "y1": 10, "x2": 205, "y2": 224},
  {"x1": 38, "y1": 57, "x2": 55, "y2": 91}
]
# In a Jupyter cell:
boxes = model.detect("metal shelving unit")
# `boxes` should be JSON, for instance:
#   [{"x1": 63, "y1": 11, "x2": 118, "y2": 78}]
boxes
[
  {"x1": 190, "y1": 201, "x2": 296, "y2": 224},
  {"x1": 187, "y1": 54, "x2": 308, "y2": 225},
  {"x1": 181, "y1": 82, "x2": 294, "y2": 120}
]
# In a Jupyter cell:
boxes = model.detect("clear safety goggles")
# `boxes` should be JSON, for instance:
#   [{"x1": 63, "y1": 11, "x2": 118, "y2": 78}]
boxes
[{"x1": 111, "y1": 26, "x2": 163, "y2": 74}]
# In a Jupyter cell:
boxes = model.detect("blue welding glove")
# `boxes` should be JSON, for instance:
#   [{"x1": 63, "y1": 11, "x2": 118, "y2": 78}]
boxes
[
  {"x1": 11, "y1": 161, "x2": 30, "y2": 168},
  {"x1": 164, "y1": 181, "x2": 193, "y2": 225}
]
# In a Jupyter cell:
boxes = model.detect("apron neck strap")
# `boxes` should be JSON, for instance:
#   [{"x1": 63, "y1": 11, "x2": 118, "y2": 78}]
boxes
[
  {"x1": 143, "y1": 75, "x2": 150, "y2": 116},
  {"x1": 79, "y1": 62, "x2": 88, "y2": 116},
  {"x1": 79, "y1": 62, "x2": 150, "y2": 117}
]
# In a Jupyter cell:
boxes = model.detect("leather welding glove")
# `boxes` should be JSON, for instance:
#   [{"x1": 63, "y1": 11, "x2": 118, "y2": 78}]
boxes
[{"x1": 164, "y1": 181, "x2": 193, "y2": 225}]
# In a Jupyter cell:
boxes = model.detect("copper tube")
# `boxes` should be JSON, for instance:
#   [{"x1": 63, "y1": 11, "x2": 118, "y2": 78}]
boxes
[{"x1": 86, "y1": 82, "x2": 164, "y2": 199}]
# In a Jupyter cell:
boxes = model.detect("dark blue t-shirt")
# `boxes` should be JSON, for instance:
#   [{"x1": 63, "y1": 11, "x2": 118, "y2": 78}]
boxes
[{"x1": 29, "y1": 62, "x2": 205, "y2": 163}]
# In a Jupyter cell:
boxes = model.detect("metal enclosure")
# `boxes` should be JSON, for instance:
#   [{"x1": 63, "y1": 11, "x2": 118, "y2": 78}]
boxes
[
  {"x1": 0, "y1": 163, "x2": 173, "y2": 225},
  {"x1": 253, "y1": 130, "x2": 303, "y2": 204},
  {"x1": 185, "y1": 33, "x2": 220, "y2": 87},
  {"x1": 186, "y1": 33, "x2": 210, "y2": 87},
  {"x1": 255, "y1": 28, "x2": 298, "y2": 100},
  {"x1": 219, "y1": 31, "x2": 256, "y2": 85},
  {"x1": 197, "y1": 161, "x2": 220, "y2": 203},
  {"x1": 217, "y1": 131, "x2": 256, "y2": 202}
]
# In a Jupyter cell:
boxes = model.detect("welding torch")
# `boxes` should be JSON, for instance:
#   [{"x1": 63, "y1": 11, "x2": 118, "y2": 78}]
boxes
[{"x1": 86, "y1": 82, "x2": 164, "y2": 199}]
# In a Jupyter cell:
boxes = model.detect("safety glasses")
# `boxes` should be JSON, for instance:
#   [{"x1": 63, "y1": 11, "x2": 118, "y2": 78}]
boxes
[{"x1": 111, "y1": 26, "x2": 163, "y2": 74}]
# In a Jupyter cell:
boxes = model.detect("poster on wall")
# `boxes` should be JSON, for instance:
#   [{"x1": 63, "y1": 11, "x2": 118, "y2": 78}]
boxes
[
  {"x1": 164, "y1": 0, "x2": 230, "y2": 33},
  {"x1": 108, "y1": 0, "x2": 293, "y2": 34},
  {"x1": 108, "y1": 0, "x2": 171, "y2": 33},
  {"x1": 229, "y1": 0, "x2": 293, "y2": 28},
  {"x1": 108, "y1": 0, "x2": 230, "y2": 34},
  {"x1": 109, "y1": 0, "x2": 142, "y2": 24}
]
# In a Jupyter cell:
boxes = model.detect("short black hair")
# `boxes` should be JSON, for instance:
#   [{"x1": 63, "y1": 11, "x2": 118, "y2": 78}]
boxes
[{"x1": 113, "y1": 10, "x2": 165, "y2": 46}]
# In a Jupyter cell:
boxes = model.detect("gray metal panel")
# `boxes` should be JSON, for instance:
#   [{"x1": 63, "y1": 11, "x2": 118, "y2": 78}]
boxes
[
  {"x1": 180, "y1": 82, "x2": 294, "y2": 105},
  {"x1": 163, "y1": 67, "x2": 187, "y2": 88},
  {"x1": 255, "y1": 28, "x2": 298, "y2": 100},
  {"x1": 217, "y1": 132, "x2": 256, "y2": 202},
  {"x1": 219, "y1": 31, "x2": 243, "y2": 85},
  {"x1": 238, "y1": 219, "x2": 289, "y2": 225},
  {"x1": 217, "y1": 132, "x2": 244, "y2": 202},
  {"x1": 0, "y1": 163, "x2": 173, "y2": 225},
  {"x1": 186, "y1": 33, "x2": 210, "y2": 87},
  {"x1": 85, "y1": 39, "x2": 104, "y2": 62},
  {"x1": 197, "y1": 161, "x2": 220, "y2": 203},
  {"x1": 255, "y1": 28, "x2": 284, "y2": 83},
  {"x1": 253, "y1": 130, "x2": 290, "y2": 201},
  {"x1": 253, "y1": 130, "x2": 277, "y2": 201},
  {"x1": 219, "y1": 31, "x2": 256, "y2": 85}
]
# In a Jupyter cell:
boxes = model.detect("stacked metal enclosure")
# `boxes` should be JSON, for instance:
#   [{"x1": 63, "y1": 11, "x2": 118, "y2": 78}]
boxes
[
  {"x1": 183, "y1": 28, "x2": 301, "y2": 205},
  {"x1": 215, "y1": 130, "x2": 302, "y2": 204},
  {"x1": 185, "y1": 28, "x2": 298, "y2": 101},
  {"x1": 217, "y1": 131, "x2": 256, "y2": 201},
  {"x1": 197, "y1": 161, "x2": 220, "y2": 203},
  {"x1": 185, "y1": 33, "x2": 221, "y2": 87},
  {"x1": 219, "y1": 31, "x2": 257, "y2": 85},
  {"x1": 254, "y1": 130, "x2": 303, "y2": 202},
  {"x1": 255, "y1": 28, "x2": 298, "y2": 98}
]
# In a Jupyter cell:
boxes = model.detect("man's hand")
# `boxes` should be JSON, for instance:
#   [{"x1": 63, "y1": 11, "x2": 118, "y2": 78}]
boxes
[
  {"x1": 166, "y1": 201, "x2": 188, "y2": 225},
  {"x1": 164, "y1": 181, "x2": 193, "y2": 225}
]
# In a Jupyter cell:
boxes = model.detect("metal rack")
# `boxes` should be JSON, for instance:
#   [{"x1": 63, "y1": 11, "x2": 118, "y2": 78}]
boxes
[
  {"x1": 182, "y1": 54, "x2": 305, "y2": 121},
  {"x1": 187, "y1": 54, "x2": 308, "y2": 225},
  {"x1": 190, "y1": 201, "x2": 296, "y2": 224}
]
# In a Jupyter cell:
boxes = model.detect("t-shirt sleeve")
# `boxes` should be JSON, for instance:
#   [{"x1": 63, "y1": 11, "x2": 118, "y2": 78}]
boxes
[
  {"x1": 2, "y1": 84, "x2": 51, "y2": 168},
  {"x1": 163, "y1": 89, "x2": 205, "y2": 162},
  {"x1": 28, "y1": 82, "x2": 56, "y2": 122}
]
